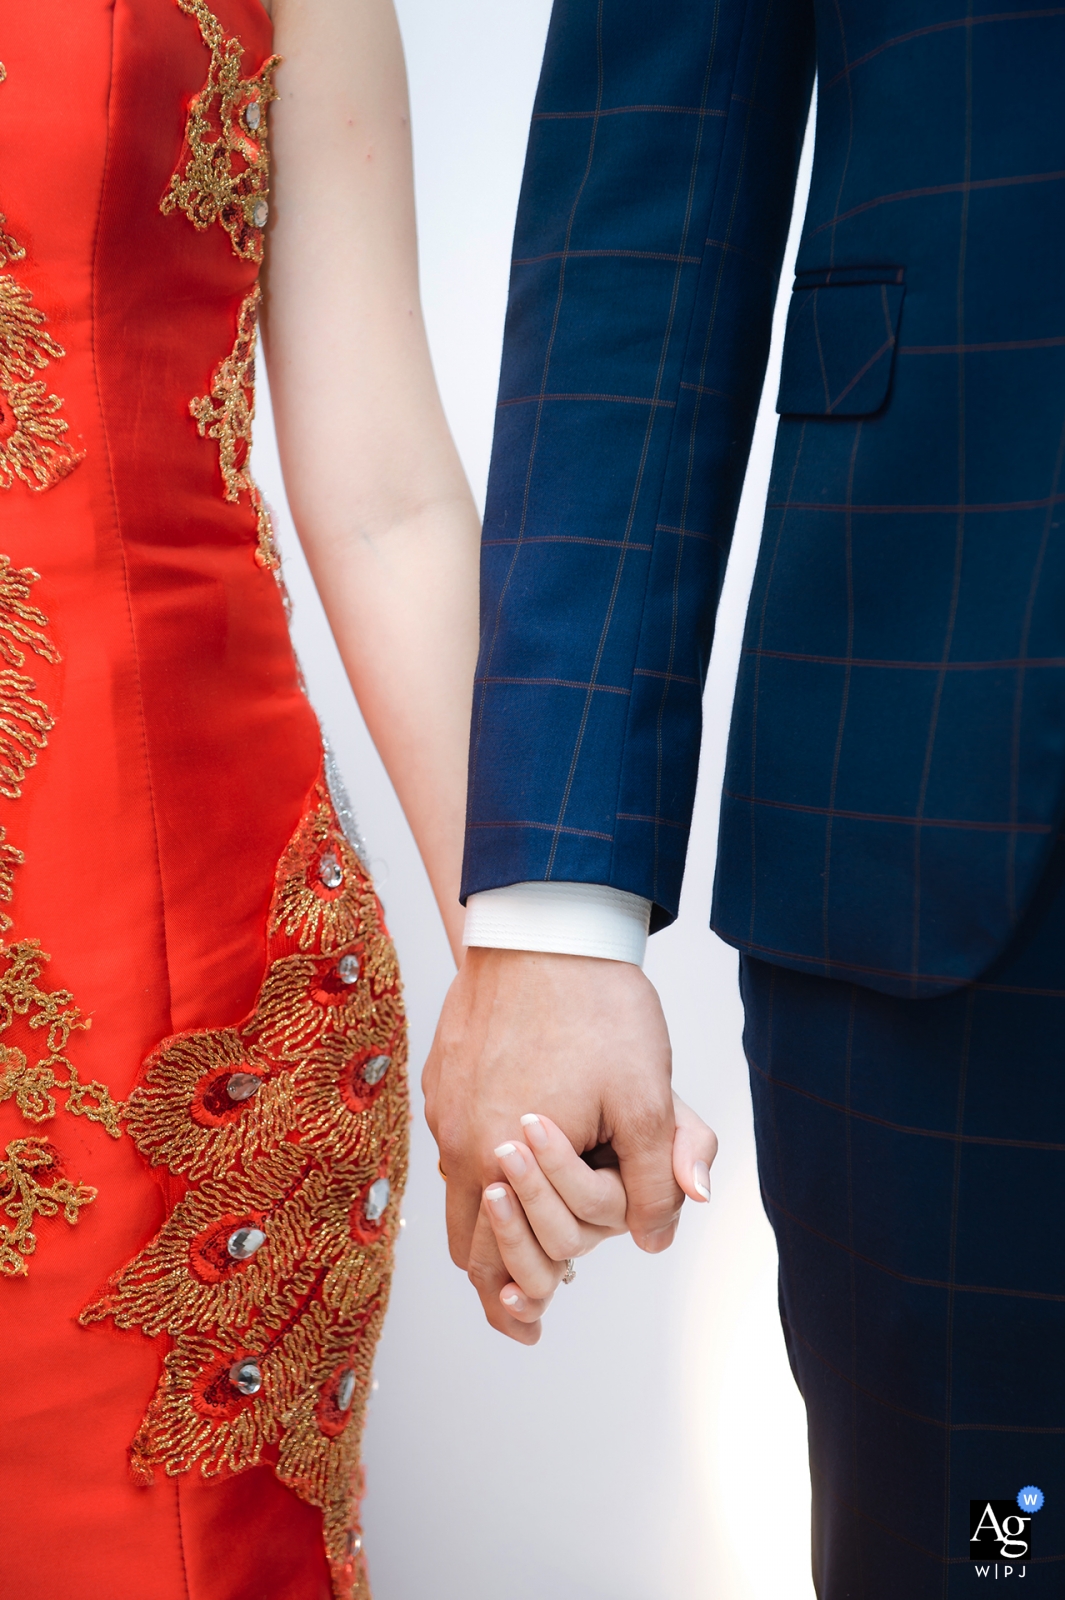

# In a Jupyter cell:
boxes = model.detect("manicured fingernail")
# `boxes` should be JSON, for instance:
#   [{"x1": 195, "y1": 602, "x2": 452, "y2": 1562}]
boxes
[
  {"x1": 501, "y1": 1290, "x2": 524, "y2": 1311},
  {"x1": 485, "y1": 1184, "x2": 514, "y2": 1221},
  {"x1": 494, "y1": 1142, "x2": 527, "y2": 1178},
  {"x1": 693, "y1": 1162, "x2": 711, "y2": 1202},
  {"x1": 520, "y1": 1114, "x2": 548, "y2": 1150}
]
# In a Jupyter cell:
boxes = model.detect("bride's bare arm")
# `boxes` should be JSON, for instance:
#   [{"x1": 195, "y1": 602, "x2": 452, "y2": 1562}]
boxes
[{"x1": 261, "y1": 0, "x2": 480, "y2": 962}]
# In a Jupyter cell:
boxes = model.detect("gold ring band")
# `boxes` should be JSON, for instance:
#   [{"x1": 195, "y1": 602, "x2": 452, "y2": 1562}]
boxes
[{"x1": 437, "y1": 1158, "x2": 448, "y2": 1181}]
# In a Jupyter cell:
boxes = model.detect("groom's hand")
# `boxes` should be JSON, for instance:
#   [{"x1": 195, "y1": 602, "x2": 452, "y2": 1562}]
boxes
[{"x1": 422, "y1": 946, "x2": 682, "y2": 1341}]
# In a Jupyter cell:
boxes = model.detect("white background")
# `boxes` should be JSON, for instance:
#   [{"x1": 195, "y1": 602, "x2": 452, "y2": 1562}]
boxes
[{"x1": 253, "y1": 5, "x2": 817, "y2": 1596}]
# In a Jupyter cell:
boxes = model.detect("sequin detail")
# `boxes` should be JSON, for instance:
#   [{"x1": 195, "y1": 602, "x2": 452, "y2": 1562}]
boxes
[
  {"x1": 81, "y1": 774, "x2": 408, "y2": 1600},
  {"x1": 0, "y1": 215, "x2": 82, "y2": 493},
  {"x1": 322, "y1": 737, "x2": 370, "y2": 869},
  {"x1": 0, "y1": 564, "x2": 121, "y2": 1276},
  {"x1": 162, "y1": 0, "x2": 280, "y2": 264},
  {"x1": 189, "y1": 285, "x2": 279, "y2": 569}
]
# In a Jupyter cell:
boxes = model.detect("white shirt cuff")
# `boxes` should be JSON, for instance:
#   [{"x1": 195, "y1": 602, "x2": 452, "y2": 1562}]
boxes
[{"x1": 463, "y1": 881, "x2": 652, "y2": 966}]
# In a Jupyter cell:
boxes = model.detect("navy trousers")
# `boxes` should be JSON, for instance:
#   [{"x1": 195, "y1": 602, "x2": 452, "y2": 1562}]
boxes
[{"x1": 742, "y1": 837, "x2": 1065, "y2": 1596}]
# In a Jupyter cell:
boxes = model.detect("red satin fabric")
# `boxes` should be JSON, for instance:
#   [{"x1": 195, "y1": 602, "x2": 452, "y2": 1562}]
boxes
[{"x1": 0, "y1": 2, "x2": 330, "y2": 1593}]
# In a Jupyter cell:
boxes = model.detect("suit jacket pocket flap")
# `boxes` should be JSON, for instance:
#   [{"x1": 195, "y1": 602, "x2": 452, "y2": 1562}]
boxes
[{"x1": 776, "y1": 269, "x2": 905, "y2": 418}]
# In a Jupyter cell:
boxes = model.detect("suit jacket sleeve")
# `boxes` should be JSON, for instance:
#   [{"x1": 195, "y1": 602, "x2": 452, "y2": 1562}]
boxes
[{"x1": 461, "y1": 0, "x2": 815, "y2": 930}]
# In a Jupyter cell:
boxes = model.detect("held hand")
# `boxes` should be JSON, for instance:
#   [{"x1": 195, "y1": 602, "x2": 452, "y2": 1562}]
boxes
[
  {"x1": 483, "y1": 1099, "x2": 717, "y2": 1325},
  {"x1": 477, "y1": 1116, "x2": 630, "y2": 1325},
  {"x1": 422, "y1": 946, "x2": 714, "y2": 1341}
]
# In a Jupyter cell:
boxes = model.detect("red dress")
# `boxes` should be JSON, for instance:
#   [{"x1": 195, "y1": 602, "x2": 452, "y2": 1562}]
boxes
[{"x1": 0, "y1": 4, "x2": 408, "y2": 1596}]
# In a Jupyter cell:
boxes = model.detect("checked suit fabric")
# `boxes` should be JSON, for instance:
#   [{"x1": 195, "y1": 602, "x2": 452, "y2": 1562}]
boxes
[
  {"x1": 742, "y1": 830, "x2": 1065, "y2": 1589},
  {"x1": 461, "y1": 0, "x2": 1065, "y2": 1000}
]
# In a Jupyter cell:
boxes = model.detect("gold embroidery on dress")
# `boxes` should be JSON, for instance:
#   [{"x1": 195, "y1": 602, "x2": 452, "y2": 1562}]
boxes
[
  {"x1": 0, "y1": 563, "x2": 121, "y2": 1276},
  {"x1": 162, "y1": 0, "x2": 280, "y2": 264},
  {"x1": 190, "y1": 284, "x2": 279, "y2": 569},
  {"x1": 0, "y1": 553, "x2": 61, "y2": 676},
  {"x1": 0, "y1": 828, "x2": 21, "y2": 932},
  {"x1": 82, "y1": 775, "x2": 409, "y2": 1600},
  {"x1": 0, "y1": 669, "x2": 53, "y2": 799},
  {"x1": 0, "y1": 938, "x2": 119, "y2": 1138},
  {"x1": 0, "y1": 216, "x2": 82, "y2": 493},
  {"x1": 0, "y1": 1137, "x2": 97, "y2": 1276},
  {"x1": 0, "y1": 555, "x2": 60, "y2": 804},
  {"x1": 0, "y1": 215, "x2": 20, "y2": 267}
]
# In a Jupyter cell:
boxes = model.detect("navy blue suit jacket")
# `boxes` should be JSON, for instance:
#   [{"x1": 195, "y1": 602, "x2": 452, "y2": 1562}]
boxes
[{"x1": 460, "y1": 0, "x2": 1065, "y2": 998}]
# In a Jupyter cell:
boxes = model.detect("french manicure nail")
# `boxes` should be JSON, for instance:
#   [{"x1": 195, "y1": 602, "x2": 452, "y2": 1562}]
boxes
[
  {"x1": 494, "y1": 1142, "x2": 527, "y2": 1177},
  {"x1": 520, "y1": 1113, "x2": 548, "y2": 1150},
  {"x1": 485, "y1": 1184, "x2": 514, "y2": 1222},
  {"x1": 693, "y1": 1161, "x2": 712, "y2": 1202}
]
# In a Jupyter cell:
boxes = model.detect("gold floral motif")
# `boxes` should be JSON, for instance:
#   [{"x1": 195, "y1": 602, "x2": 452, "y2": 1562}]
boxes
[
  {"x1": 82, "y1": 775, "x2": 408, "y2": 1600},
  {"x1": 0, "y1": 939, "x2": 120, "y2": 1137},
  {"x1": 0, "y1": 563, "x2": 121, "y2": 1276},
  {"x1": 162, "y1": 0, "x2": 280, "y2": 264},
  {"x1": 0, "y1": 670, "x2": 54, "y2": 800},
  {"x1": 0, "y1": 827, "x2": 21, "y2": 933},
  {"x1": 0, "y1": 218, "x2": 82, "y2": 493},
  {"x1": 0, "y1": 556, "x2": 60, "y2": 802},
  {"x1": 0, "y1": 81, "x2": 113, "y2": 1263},
  {"x1": 0, "y1": 554, "x2": 62, "y2": 672},
  {"x1": 0, "y1": 214, "x2": 20, "y2": 268},
  {"x1": 0, "y1": 1136, "x2": 97, "y2": 1277},
  {"x1": 0, "y1": 556, "x2": 61, "y2": 806},
  {"x1": 190, "y1": 285, "x2": 279, "y2": 569},
  {"x1": 270, "y1": 798, "x2": 384, "y2": 956}
]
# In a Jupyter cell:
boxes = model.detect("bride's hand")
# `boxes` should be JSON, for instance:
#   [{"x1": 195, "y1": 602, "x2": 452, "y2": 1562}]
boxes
[
  {"x1": 480, "y1": 1097, "x2": 717, "y2": 1326},
  {"x1": 479, "y1": 1115, "x2": 628, "y2": 1323}
]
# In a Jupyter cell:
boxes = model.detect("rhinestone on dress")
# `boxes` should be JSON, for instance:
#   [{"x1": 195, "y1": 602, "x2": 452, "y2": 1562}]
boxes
[
  {"x1": 318, "y1": 852, "x2": 343, "y2": 889},
  {"x1": 226, "y1": 1072, "x2": 262, "y2": 1102},
  {"x1": 364, "y1": 1177, "x2": 390, "y2": 1223},
  {"x1": 230, "y1": 1358, "x2": 262, "y2": 1396},
  {"x1": 244, "y1": 100, "x2": 262, "y2": 130},
  {"x1": 227, "y1": 1226, "x2": 267, "y2": 1261},
  {"x1": 363, "y1": 1054, "x2": 390, "y2": 1086},
  {"x1": 251, "y1": 198, "x2": 269, "y2": 229},
  {"x1": 337, "y1": 954, "x2": 360, "y2": 985},
  {"x1": 345, "y1": 1531, "x2": 363, "y2": 1559},
  {"x1": 336, "y1": 1368, "x2": 356, "y2": 1411}
]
